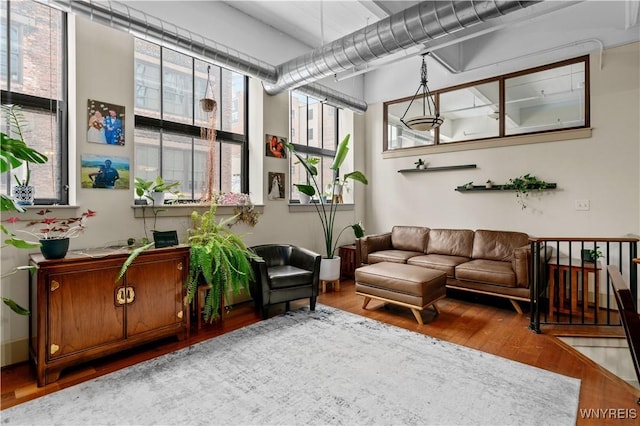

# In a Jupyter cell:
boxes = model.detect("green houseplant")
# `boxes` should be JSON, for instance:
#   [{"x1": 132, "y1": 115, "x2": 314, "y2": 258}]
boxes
[
  {"x1": 286, "y1": 134, "x2": 367, "y2": 263},
  {"x1": 1, "y1": 104, "x2": 48, "y2": 314},
  {"x1": 504, "y1": 173, "x2": 548, "y2": 209},
  {"x1": 185, "y1": 203, "x2": 259, "y2": 322}
]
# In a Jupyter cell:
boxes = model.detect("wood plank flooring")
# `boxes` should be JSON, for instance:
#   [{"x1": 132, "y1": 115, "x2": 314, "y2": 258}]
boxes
[{"x1": 2, "y1": 280, "x2": 639, "y2": 425}]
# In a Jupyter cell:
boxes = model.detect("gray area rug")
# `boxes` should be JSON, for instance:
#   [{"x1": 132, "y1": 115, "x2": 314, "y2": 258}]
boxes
[{"x1": 2, "y1": 305, "x2": 580, "y2": 425}]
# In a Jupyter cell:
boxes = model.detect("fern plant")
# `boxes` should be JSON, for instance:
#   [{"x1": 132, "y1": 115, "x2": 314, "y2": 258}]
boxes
[{"x1": 185, "y1": 203, "x2": 258, "y2": 322}]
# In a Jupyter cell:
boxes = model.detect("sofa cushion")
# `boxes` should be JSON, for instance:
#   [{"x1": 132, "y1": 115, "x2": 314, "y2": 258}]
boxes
[
  {"x1": 427, "y1": 229, "x2": 474, "y2": 258},
  {"x1": 455, "y1": 259, "x2": 517, "y2": 287},
  {"x1": 368, "y1": 250, "x2": 422, "y2": 264},
  {"x1": 391, "y1": 226, "x2": 429, "y2": 253},
  {"x1": 472, "y1": 229, "x2": 530, "y2": 261},
  {"x1": 407, "y1": 254, "x2": 470, "y2": 278}
]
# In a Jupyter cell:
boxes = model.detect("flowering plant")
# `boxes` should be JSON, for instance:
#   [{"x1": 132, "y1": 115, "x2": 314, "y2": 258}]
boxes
[
  {"x1": 6, "y1": 209, "x2": 96, "y2": 241},
  {"x1": 213, "y1": 192, "x2": 259, "y2": 227}
]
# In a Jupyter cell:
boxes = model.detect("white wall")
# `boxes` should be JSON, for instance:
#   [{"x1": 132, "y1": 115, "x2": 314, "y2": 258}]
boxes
[{"x1": 363, "y1": 42, "x2": 640, "y2": 240}]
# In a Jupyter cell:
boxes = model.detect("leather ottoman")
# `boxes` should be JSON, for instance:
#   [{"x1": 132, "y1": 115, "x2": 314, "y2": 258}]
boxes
[{"x1": 355, "y1": 262, "x2": 447, "y2": 324}]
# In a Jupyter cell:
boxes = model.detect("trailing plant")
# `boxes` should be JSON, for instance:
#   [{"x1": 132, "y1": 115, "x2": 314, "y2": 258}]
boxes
[
  {"x1": 185, "y1": 203, "x2": 259, "y2": 322},
  {"x1": 504, "y1": 173, "x2": 548, "y2": 209},
  {"x1": 0, "y1": 104, "x2": 48, "y2": 315},
  {"x1": 286, "y1": 134, "x2": 368, "y2": 258}
]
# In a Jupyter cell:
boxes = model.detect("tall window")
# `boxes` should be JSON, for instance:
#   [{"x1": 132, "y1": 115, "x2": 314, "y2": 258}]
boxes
[
  {"x1": 134, "y1": 39, "x2": 248, "y2": 200},
  {"x1": 1, "y1": 0, "x2": 67, "y2": 205},
  {"x1": 290, "y1": 91, "x2": 343, "y2": 203}
]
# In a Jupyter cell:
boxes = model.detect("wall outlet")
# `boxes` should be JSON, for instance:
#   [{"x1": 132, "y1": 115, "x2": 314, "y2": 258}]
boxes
[{"x1": 575, "y1": 199, "x2": 590, "y2": 211}]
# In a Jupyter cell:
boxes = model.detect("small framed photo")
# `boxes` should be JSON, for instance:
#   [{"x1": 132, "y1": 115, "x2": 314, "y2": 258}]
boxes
[
  {"x1": 268, "y1": 172, "x2": 285, "y2": 200},
  {"x1": 87, "y1": 99, "x2": 125, "y2": 145},
  {"x1": 265, "y1": 134, "x2": 287, "y2": 159},
  {"x1": 81, "y1": 154, "x2": 130, "y2": 190}
]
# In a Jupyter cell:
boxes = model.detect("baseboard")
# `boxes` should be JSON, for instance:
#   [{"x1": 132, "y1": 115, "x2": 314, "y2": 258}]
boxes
[{"x1": 1, "y1": 338, "x2": 29, "y2": 367}]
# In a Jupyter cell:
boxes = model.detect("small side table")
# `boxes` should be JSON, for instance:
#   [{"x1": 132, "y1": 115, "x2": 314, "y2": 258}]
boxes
[
  {"x1": 339, "y1": 244, "x2": 357, "y2": 279},
  {"x1": 548, "y1": 257, "x2": 601, "y2": 318}
]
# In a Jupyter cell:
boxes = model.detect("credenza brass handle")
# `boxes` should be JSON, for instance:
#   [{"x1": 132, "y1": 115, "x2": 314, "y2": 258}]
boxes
[
  {"x1": 50, "y1": 343, "x2": 60, "y2": 355},
  {"x1": 177, "y1": 262, "x2": 183, "y2": 271},
  {"x1": 126, "y1": 286, "x2": 135, "y2": 304},
  {"x1": 50, "y1": 280, "x2": 59, "y2": 292},
  {"x1": 177, "y1": 310, "x2": 183, "y2": 319},
  {"x1": 115, "y1": 287, "x2": 126, "y2": 305}
]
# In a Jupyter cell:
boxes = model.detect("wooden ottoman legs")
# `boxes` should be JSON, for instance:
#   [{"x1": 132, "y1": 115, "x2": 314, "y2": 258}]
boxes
[{"x1": 361, "y1": 294, "x2": 442, "y2": 325}]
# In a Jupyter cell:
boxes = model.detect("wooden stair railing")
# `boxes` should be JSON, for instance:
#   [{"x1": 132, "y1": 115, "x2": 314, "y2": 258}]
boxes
[{"x1": 607, "y1": 265, "x2": 640, "y2": 405}]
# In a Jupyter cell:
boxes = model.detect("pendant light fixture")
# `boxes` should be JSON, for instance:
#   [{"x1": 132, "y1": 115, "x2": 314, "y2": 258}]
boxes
[{"x1": 400, "y1": 53, "x2": 444, "y2": 132}]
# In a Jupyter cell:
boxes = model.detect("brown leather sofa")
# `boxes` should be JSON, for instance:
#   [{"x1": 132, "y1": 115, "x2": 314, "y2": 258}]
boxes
[{"x1": 356, "y1": 226, "x2": 551, "y2": 313}]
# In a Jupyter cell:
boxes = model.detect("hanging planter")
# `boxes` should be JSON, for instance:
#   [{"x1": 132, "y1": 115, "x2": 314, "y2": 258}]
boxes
[
  {"x1": 200, "y1": 98, "x2": 217, "y2": 112},
  {"x1": 200, "y1": 65, "x2": 217, "y2": 113}
]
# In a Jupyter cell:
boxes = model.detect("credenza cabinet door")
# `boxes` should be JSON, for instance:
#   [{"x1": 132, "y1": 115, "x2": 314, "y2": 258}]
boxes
[
  {"x1": 125, "y1": 256, "x2": 185, "y2": 337},
  {"x1": 29, "y1": 246, "x2": 189, "y2": 387},
  {"x1": 47, "y1": 267, "x2": 125, "y2": 359}
]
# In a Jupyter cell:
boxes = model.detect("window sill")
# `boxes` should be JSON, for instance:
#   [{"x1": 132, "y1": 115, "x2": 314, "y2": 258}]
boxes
[
  {"x1": 383, "y1": 128, "x2": 592, "y2": 159},
  {"x1": 288, "y1": 203, "x2": 354, "y2": 213},
  {"x1": 132, "y1": 203, "x2": 264, "y2": 218}
]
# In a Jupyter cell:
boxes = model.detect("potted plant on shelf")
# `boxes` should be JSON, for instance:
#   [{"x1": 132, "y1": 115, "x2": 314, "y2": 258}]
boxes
[
  {"x1": 185, "y1": 203, "x2": 259, "y2": 322},
  {"x1": 135, "y1": 176, "x2": 182, "y2": 207},
  {"x1": 504, "y1": 173, "x2": 548, "y2": 209},
  {"x1": 414, "y1": 158, "x2": 425, "y2": 169},
  {"x1": 1, "y1": 105, "x2": 47, "y2": 207},
  {"x1": 213, "y1": 192, "x2": 260, "y2": 227},
  {"x1": 286, "y1": 134, "x2": 367, "y2": 281},
  {"x1": 294, "y1": 156, "x2": 319, "y2": 204},
  {"x1": 7, "y1": 208, "x2": 96, "y2": 260}
]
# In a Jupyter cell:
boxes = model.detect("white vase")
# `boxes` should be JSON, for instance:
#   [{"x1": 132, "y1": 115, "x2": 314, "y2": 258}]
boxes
[
  {"x1": 299, "y1": 193, "x2": 311, "y2": 204},
  {"x1": 320, "y1": 256, "x2": 341, "y2": 281},
  {"x1": 151, "y1": 191, "x2": 165, "y2": 206}
]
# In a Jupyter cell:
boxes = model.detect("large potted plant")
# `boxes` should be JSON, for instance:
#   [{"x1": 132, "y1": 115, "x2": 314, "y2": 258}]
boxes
[
  {"x1": 1, "y1": 104, "x2": 48, "y2": 315},
  {"x1": 185, "y1": 203, "x2": 259, "y2": 322},
  {"x1": 286, "y1": 134, "x2": 367, "y2": 280}
]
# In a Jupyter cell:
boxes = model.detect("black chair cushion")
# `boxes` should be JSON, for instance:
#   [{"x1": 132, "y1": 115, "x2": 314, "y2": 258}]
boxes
[{"x1": 268, "y1": 265, "x2": 314, "y2": 289}]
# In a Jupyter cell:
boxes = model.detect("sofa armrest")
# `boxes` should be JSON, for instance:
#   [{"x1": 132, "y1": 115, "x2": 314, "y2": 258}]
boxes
[
  {"x1": 357, "y1": 232, "x2": 392, "y2": 264},
  {"x1": 513, "y1": 244, "x2": 554, "y2": 288}
]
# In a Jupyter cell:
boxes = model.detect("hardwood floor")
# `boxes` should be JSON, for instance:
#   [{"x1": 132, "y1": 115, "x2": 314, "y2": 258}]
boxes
[{"x1": 2, "y1": 280, "x2": 639, "y2": 425}]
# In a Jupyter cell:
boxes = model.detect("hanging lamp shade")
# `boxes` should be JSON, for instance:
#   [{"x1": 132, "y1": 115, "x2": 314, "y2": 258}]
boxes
[{"x1": 400, "y1": 54, "x2": 444, "y2": 132}]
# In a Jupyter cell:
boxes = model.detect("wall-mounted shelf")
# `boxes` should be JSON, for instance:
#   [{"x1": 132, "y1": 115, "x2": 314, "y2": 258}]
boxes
[
  {"x1": 398, "y1": 164, "x2": 477, "y2": 173},
  {"x1": 455, "y1": 183, "x2": 557, "y2": 192}
]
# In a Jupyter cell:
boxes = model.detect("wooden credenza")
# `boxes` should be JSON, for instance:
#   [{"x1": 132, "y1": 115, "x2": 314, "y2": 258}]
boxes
[{"x1": 29, "y1": 245, "x2": 190, "y2": 386}]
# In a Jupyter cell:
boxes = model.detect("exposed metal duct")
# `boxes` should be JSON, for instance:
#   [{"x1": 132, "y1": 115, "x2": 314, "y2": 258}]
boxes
[
  {"x1": 37, "y1": 0, "x2": 367, "y2": 112},
  {"x1": 295, "y1": 83, "x2": 368, "y2": 114},
  {"x1": 37, "y1": 0, "x2": 278, "y2": 82},
  {"x1": 263, "y1": 1, "x2": 541, "y2": 95}
]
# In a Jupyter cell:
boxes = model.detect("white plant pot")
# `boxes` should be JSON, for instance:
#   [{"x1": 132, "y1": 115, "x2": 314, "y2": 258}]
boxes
[
  {"x1": 299, "y1": 193, "x2": 312, "y2": 204},
  {"x1": 320, "y1": 256, "x2": 341, "y2": 281},
  {"x1": 151, "y1": 191, "x2": 165, "y2": 206}
]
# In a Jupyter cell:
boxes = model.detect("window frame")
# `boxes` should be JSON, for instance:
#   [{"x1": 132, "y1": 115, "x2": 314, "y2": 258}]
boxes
[
  {"x1": 383, "y1": 55, "x2": 590, "y2": 153},
  {"x1": 289, "y1": 91, "x2": 340, "y2": 203},
  {"x1": 133, "y1": 40, "x2": 249, "y2": 200},
  {"x1": 1, "y1": 1, "x2": 68, "y2": 205}
]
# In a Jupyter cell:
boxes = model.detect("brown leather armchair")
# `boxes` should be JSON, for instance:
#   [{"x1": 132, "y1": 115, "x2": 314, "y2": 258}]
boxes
[{"x1": 249, "y1": 244, "x2": 321, "y2": 319}]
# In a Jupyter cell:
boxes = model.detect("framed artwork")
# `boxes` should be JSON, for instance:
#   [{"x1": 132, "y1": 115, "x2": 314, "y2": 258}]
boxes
[
  {"x1": 265, "y1": 134, "x2": 287, "y2": 159},
  {"x1": 81, "y1": 154, "x2": 130, "y2": 190},
  {"x1": 267, "y1": 172, "x2": 285, "y2": 200},
  {"x1": 87, "y1": 99, "x2": 125, "y2": 145}
]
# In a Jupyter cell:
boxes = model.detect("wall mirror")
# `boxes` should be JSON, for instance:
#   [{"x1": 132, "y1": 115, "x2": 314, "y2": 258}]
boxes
[{"x1": 383, "y1": 56, "x2": 588, "y2": 152}]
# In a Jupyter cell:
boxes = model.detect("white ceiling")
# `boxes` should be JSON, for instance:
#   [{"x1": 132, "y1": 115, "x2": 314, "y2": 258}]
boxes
[{"x1": 223, "y1": 1, "x2": 422, "y2": 48}]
